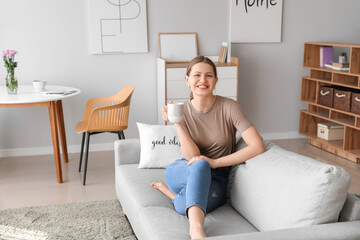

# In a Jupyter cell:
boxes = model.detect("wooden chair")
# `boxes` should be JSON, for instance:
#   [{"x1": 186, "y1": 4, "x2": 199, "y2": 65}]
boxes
[{"x1": 76, "y1": 85, "x2": 135, "y2": 185}]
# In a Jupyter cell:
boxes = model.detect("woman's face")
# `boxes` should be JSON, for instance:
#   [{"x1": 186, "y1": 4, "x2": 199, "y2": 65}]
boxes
[{"x1": 185, "y1": 62, "x2": 218, "y2": 98}]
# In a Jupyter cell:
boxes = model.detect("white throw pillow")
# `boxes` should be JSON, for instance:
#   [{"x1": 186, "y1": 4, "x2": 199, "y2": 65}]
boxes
[{"x1": 137, "y1": 123, "x2": 182, "y2": 168}]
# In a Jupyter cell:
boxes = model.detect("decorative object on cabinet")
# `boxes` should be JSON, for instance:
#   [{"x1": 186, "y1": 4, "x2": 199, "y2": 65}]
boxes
[
  {"x1": 300, "y1": 42, "x2": 360, "y2": 163},
  {"x1": 87, "y1": 0, "x2": 148, "y2": 54},
  {"x1": 157, "y1": 33, "x2": 239, "y2": 124},
  {"x1": 218, "y1": 42, "x2": 229, "y2": 63},
  {"x1": 158, "y1": 32, "x2": 198, "y2": 62}
]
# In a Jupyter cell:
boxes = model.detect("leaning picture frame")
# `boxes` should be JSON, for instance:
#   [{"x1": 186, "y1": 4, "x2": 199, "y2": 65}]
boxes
[{"x1": 158, "y1": 32, "x2": 198, "y2": 62}]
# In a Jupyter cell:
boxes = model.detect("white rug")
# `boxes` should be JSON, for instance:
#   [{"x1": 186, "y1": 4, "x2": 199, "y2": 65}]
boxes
[{"x1": 0, "y1": 199, "x2": 136, "y2": 240}]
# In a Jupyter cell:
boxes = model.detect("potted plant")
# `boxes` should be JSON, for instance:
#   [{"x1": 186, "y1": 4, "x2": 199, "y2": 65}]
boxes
[{"x1": 339, "y1": 52, "x2": 347, "y2": 64}]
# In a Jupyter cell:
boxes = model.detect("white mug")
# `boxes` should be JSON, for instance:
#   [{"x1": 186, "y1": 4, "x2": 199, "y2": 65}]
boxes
[
  {"x1": 168, "y1": 102, "x2": 184, "y2": 123},
  {"x1": 33, "y1": 80, "x2": 46, "y2": 92}
]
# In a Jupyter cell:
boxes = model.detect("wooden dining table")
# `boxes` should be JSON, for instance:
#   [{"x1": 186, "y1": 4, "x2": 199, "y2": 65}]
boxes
[{"x1": 0, "y1": 85, "x2": 81, "y2": 183}]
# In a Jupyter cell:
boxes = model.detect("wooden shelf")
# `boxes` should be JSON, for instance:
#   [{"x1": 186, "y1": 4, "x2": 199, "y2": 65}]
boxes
[{"x1": 300, "y1": 42, "x2": 360, "y2": 163}]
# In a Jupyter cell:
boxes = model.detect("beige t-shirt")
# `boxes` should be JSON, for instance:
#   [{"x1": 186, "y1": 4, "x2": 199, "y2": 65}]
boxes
[{"x1": 181, "y1": 96, "x2": 253, "y2": 159}]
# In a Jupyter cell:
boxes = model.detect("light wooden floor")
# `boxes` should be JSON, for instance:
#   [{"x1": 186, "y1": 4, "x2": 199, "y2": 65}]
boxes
[{"x1": 0, "y1": 138, "x2": 359, "y2": 210}]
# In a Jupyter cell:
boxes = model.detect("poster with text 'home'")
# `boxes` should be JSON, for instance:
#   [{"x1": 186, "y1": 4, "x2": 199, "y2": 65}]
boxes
[
  {"x1": 88, "y1": 0, "x2": 148, "y2": 54},
  {"x1": 230, "y1": 0, "x2": 283, "y2": 43}
]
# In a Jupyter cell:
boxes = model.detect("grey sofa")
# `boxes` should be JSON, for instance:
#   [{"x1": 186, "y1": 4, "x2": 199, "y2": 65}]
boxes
[{"x1": 114, "y1": 139, "x2": 360, "y2": 240}]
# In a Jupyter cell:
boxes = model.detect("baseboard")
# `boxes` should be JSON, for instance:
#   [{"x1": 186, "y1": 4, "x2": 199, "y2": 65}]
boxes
[{"x1": 0, "y1": 143, "x2": 114, "y2": 158}]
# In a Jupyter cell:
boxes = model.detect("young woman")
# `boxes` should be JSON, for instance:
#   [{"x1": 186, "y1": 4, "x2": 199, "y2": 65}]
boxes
[{"x1": 151, "y1": 56, "x2": 265, "y2": 239}]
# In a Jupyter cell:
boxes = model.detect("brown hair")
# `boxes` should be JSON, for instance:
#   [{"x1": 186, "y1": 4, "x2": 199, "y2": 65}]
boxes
[{"x1": 186, "y1": 56, "x2": 217, "y2": 99}]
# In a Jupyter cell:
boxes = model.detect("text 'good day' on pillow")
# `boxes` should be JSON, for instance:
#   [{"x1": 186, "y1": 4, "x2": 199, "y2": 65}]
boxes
[{"x1": 137, "y1": 122, "x2": 182, "y2": 169}]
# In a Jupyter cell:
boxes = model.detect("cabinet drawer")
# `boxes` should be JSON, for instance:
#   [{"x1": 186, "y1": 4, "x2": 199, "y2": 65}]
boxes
[
  {"x1": 217, "y1": 66, "x2": 237, "y2": 79},
  {"x1": 214, "y1": 78, "x2": 237, "y2": 96},
  {"x1": 167, "y1": 81, "x2": 190, "y2": 99},
  {"x1": 167, "y1": 68, "x2": 187, "y2": 81}
]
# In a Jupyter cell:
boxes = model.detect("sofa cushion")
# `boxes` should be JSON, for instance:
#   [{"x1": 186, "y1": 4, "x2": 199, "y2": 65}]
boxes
[
  {"x1": 137, "y1": 123, "x2": 181, "y2": 168},
  {"x1": 138, "y1": 204, "x2": 258, "y2": 240},
  {"x1": 116, "y1": 164, "x2": 174, "y2": 212},
  {"x1": 231, "y1": 143, "x2": 351, "y2": 231}
]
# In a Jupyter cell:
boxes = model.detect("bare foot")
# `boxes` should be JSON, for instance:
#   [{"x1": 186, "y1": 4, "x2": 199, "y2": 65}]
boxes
[
  {"x1": 151, "y1": 182, "x2": 176, "y2": 200},
  {"x1": 190, "y1": 226, "x2": 206, "y2": 239}
]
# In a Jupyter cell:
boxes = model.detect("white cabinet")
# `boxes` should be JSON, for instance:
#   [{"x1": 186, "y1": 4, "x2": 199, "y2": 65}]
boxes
[{"x1": 157, "y1": 57, "x2": 239, "y2": 124}]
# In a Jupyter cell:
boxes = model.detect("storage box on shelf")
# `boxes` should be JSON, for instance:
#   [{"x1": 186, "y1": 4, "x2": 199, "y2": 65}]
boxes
[
  {"x1": 317, "y1": 122, "x2": 344, "y2": 141},
  {"x1": 352, "y1": 92, "x2": 360, "y2": 114},
  {"x1": 300, "y1": 42, "x2": 360, "y2": 163},
  {"x1": 333, "y1": 88, "x2": 352, "y2": 112}
]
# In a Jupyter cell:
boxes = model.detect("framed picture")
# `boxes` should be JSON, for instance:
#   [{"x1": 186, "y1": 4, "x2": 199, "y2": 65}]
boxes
[
  {"x1": 158, "y1": 32, "x2": 198, "y2": 62},
  {"x1": 87, "y1": 0, "x2": 148, "y2": 54},
  {"x1": 230, "y1": 0, "x2": 283, "y2": 43}
]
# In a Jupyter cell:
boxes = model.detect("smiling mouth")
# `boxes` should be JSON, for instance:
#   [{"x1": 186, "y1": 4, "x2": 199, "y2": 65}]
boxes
[{"x1": 197, "y1": 85, "x2": 208, "y2": 89}]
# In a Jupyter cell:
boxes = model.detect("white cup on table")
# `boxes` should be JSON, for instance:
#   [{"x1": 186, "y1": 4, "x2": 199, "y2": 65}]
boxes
[
  {"x1": 33, "y1": 80, "x2": 46, "y2": 92},
  {"x1": 168, "y1": 102, "x2": 184, "y2": 123}
]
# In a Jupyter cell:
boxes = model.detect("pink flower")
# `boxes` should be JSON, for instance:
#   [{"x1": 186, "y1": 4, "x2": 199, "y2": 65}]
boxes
[
  {"x1": 2, "y1": 49, "x2": 18, "y2": 72},
  {"x1": 10, "y1": 50, "x2": 17, "y2": 56},
  {"x1": 2, "y1": 49, "x2": 17, "y2": 58}
]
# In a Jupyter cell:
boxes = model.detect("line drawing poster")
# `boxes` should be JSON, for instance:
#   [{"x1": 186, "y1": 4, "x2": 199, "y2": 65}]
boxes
[
  {"x1": 88, "y1": 0, "x2": 148, "y2": 54},
  {"x1": 230, "y1": 0, "x2": 283, "y2": 43}
]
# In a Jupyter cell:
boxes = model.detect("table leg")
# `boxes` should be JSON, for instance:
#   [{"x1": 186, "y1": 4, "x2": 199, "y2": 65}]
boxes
[
  {"x1": 49, "y1": 101, "x2": 63, "y2": 183},
  {"x1": 56, "y1": 100, "x2": 69, "y2": 163}
]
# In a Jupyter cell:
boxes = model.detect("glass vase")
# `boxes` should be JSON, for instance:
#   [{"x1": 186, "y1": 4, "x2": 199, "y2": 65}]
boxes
[{"x1": 6, "y1": 71, "x2": 18, "y2": 94}]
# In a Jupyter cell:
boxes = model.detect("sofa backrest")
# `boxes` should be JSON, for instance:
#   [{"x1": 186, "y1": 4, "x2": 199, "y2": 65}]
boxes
[
  {"x1": 230, "y1": 141, "x2": 351, "y2": 231},
  {"x1": 339, "y1": 193, "x2": 360, "y2": 222}
]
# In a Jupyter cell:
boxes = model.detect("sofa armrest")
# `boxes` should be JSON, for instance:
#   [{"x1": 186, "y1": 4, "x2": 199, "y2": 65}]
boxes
[
  {"x1": 205, "y1": 221, "x2": 360, "y2": 240},
  {"x1": 114, "y1": 139, "x2": 140, "y2": 166}
]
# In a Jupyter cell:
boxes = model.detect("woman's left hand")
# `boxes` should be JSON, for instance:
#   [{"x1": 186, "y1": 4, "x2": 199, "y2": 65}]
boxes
[{"x1": 187, "y1": 155, "x2": 219, "y2": 169}]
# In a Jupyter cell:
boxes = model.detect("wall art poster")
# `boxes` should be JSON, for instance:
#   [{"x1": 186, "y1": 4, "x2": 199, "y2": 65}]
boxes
[
  {"x1": 88, "y1": 0, "x2": 148, "y2": 54},
  {"x1": 230, "y1": 0, "x2": 283, "y2": 43}
]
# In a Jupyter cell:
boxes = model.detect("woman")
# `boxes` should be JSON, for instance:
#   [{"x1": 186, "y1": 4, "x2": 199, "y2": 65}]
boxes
[{"x1": 151, "y1": 56, "x2": 265, "y2": 239}]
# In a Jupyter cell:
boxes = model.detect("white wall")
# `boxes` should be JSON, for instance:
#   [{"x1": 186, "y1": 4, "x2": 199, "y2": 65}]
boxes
[
  {"x1": 235, "y1": 0, "x2": 360, "y2": 140},
  {"x1": 0, "y1": 0, "x2": 228, "y2": 156},
  {"x1": 0, "y1": 0, "x2": 360, "y2": 156}
]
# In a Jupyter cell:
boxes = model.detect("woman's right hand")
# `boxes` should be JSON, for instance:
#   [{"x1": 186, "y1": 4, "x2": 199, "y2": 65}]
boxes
[{"x1": 161, "y1": 101, "x2": 173, "y2": 122}]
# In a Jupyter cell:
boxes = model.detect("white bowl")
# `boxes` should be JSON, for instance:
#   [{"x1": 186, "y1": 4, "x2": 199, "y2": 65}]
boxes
[{"x1": 33, "y1": 80, "x2": 46, "y2": 92}]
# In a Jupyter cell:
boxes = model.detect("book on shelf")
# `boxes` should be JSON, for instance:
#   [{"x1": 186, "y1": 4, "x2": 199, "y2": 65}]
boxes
[
  {"x1": 218, "y1": 42, "x2": 229, "y2": 63},
  {"x1": 320, "y1": 46, "x2": 334, "y2": 67},
  {"x1": 324, "y1": 64, "x2": 349, "y2": 72},
  {"x1": 332, "y1": 62, "x2": 349, "y2": 68},
  {"x1": 218, "y1": 46, "x2": 226, "y2": 63}
]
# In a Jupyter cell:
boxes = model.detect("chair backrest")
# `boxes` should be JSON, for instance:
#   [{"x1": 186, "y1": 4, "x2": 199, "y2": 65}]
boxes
[{"x1": 87, "y1": 85, "x2": 135, "y2": 132}]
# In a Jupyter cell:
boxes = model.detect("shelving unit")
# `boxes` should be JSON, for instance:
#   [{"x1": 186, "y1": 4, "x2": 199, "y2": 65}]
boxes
[{"x1": 299, "y1": 42, "x2": 360, "y2": 163}]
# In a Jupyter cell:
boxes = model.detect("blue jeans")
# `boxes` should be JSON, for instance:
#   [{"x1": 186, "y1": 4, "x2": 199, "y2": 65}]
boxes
[{"x1": 165, "y1": 157, "x2": 228, "y2": 216}]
